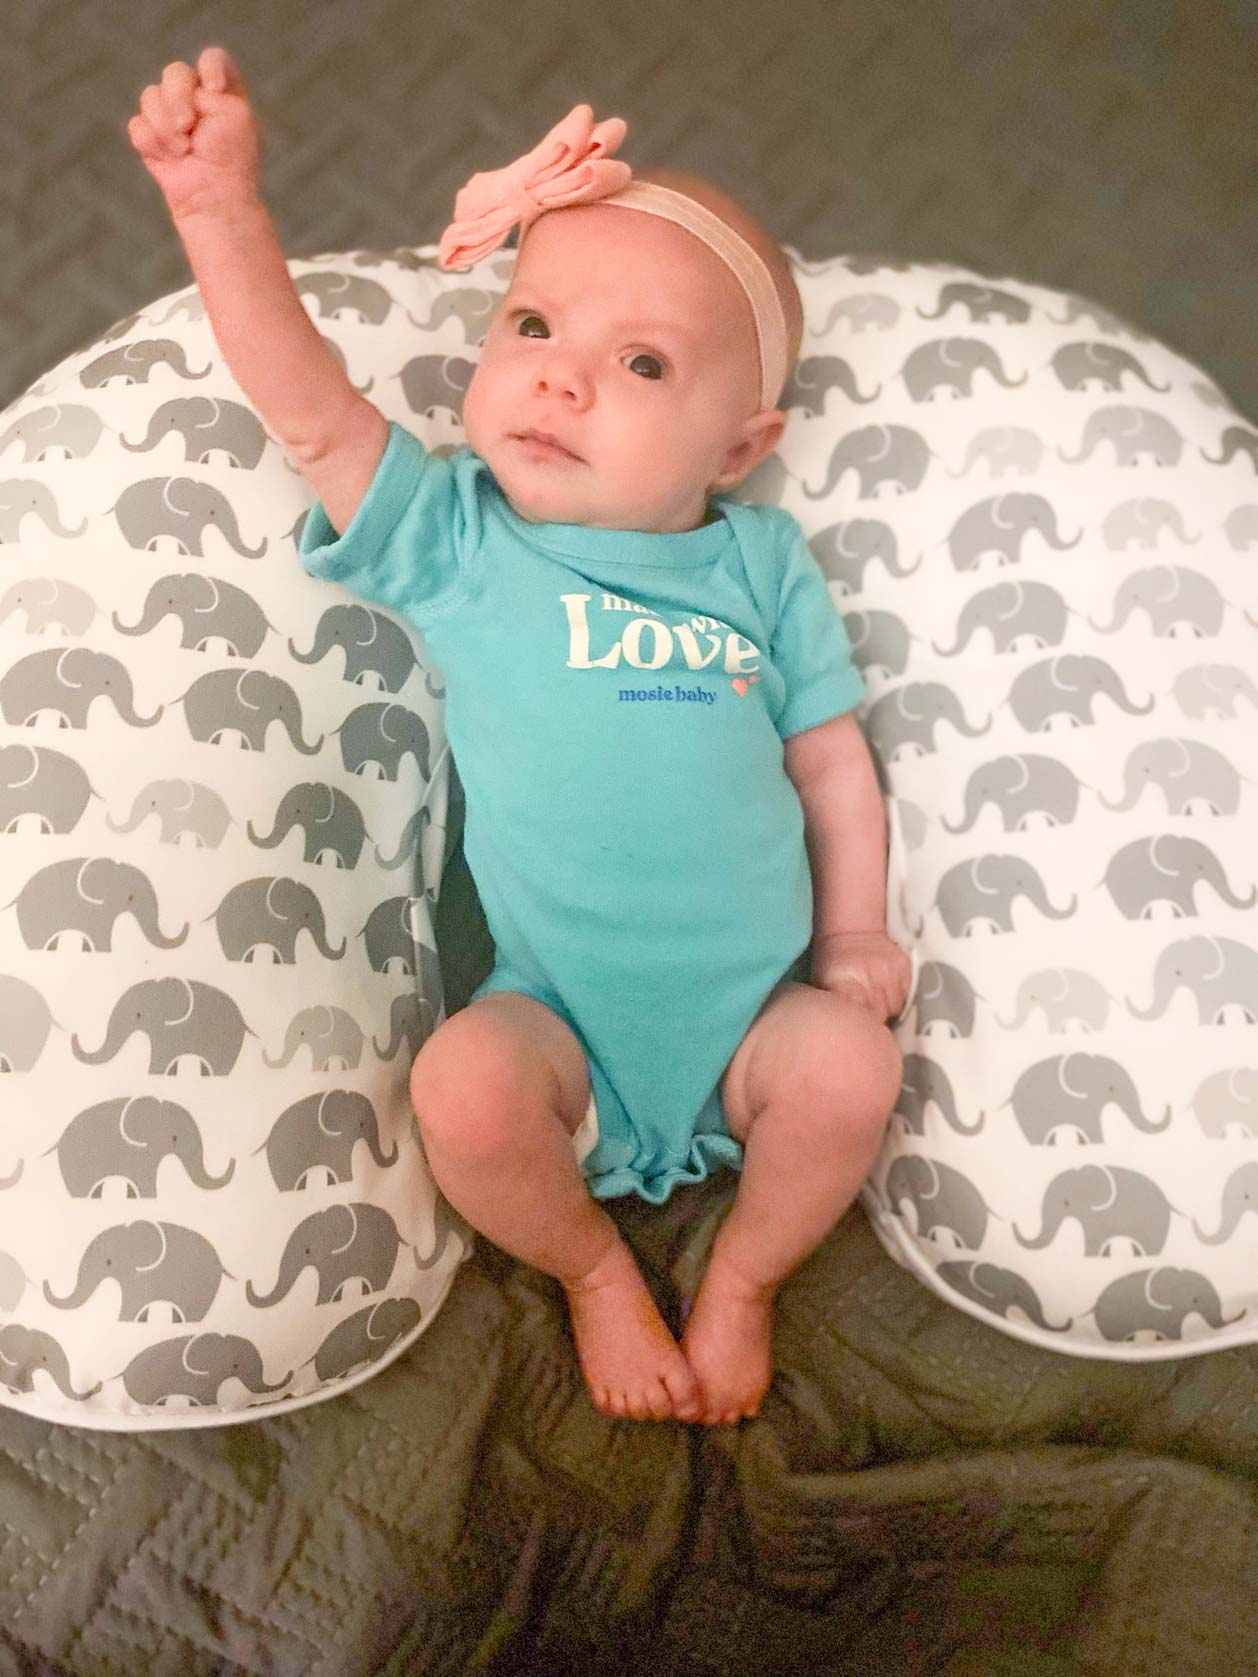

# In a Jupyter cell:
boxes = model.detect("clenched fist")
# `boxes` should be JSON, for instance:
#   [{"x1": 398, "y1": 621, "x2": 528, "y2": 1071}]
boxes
[{"x1": 128, "y1": 47, "x2": 262, "y2": 221}]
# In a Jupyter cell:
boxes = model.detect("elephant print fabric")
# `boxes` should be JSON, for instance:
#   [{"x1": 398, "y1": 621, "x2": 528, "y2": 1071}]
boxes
[
  {"x1": 0, "y1": 256, "x2": 472, "y2": 1429},
  {"x1": 769, "y1": 256, "x2": 1258, "y2": 1358}
]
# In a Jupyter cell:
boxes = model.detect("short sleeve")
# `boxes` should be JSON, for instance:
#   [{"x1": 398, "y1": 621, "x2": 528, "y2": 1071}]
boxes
[
  {"x1": 298, "y1": 420, "x2": 480, "y2": 625},
  {"x1": 771, "y1": 514, "x2": 866, "y2": 740}
]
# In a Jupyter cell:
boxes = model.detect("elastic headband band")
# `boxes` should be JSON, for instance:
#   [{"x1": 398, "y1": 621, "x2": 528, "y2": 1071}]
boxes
[{"x1": 437, "y1": 103, "x2": 789, "y2": 409}]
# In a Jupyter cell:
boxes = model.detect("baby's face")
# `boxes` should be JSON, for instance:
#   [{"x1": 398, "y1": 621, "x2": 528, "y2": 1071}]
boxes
[{"x1": 461, "y1": 203, "x2": 786, "y2": 532}]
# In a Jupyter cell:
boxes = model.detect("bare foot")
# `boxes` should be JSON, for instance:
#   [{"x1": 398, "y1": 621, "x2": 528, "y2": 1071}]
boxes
[
  {"x1": 679, "y1": 1261, "x2": 775, "y2": 1425},
  {"x1": 562, "y1": 1239, "x2": 702, "y2": 1422}
]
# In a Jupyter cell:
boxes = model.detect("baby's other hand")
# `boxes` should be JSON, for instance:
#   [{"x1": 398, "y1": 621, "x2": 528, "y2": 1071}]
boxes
[
  {"x1": 812, "y1": 931, "x2": 913, "y2": 1023},
  {"x1": 128, "y1": 47, "x2": 262, "y2": 221}
]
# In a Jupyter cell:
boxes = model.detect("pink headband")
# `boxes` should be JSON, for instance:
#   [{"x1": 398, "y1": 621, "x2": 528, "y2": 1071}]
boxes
[{"x1": 437, "y1": 103, "x2": 790, "y2": 410}]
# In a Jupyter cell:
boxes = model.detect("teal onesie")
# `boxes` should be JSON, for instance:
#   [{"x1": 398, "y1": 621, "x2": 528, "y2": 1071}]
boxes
[{"x1": 299, "y1": 421, "x2": 866, "y2": 1204}]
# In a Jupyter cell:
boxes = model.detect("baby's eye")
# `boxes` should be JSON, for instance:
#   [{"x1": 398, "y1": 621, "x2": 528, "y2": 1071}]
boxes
[
  {"x1": 514, "y1": 313, "x2": 547, "y2": 339},
  {"x1": 624, "y1": 352, "x2": 665, "y2": 381}
]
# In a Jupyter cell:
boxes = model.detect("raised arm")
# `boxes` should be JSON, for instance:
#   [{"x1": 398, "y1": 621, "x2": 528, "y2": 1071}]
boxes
[{"x1": 128, "y1": 46, "x2": 387, "y2": 531}]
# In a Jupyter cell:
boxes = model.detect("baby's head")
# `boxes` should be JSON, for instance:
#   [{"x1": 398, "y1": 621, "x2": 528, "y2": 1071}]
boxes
[{"x1": 461, "y1": 168, "x2": 803, "y2": 533}]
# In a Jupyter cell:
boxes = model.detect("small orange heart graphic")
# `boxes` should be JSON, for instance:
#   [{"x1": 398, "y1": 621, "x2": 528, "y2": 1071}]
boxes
[{"x1": 732, "y1": 678, "x2": 748, "y2": 696}]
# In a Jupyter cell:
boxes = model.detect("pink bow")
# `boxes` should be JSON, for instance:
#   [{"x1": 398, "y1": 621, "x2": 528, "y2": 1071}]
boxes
[{"x1": 438, "y1": 103, "x2": 632, "y2": 271}]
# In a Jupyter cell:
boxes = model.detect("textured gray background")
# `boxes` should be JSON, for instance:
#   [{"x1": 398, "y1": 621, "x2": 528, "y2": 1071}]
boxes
[{"x1": 2, "y1": 0, "x2": 1256, "y2": 418}]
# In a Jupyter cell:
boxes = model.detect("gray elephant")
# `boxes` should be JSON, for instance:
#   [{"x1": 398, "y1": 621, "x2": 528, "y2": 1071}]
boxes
[
  {"x1": 1088, "y1": 564, "x2": 1225, "y2": 638},
  {"x1": 338, "y1": 700, "x2": 431, "y2": 780},
  {"x1": 0, "y1": 744, "x2": 95, "y2": 835},
  {"x1": 119, "y1": 1333, "x2": 291, "y2": 1407},
  {"x1": 362, "y1": 896, "x2": 438, "y2": 976},
  {"x1": 210, "y1": 874, "x2": 346, "y2": 962},
  {"x1": 8, "y1": 855, "x2": 189, "y2": 952},
  {"x1": 298, "y1": 269, "x2": 394, "y2": 325},
  {"x1": 1129, "y1": 935, "x2": 1258, "y2": 1025},
  {"x1": 414, "y1": 285, "x2": 500, "y2": 345},
  {"x1": 810, "y1": 517, "x2": 920, "y2": 593},
  {"x1": 1100, "y1": 738, "x2": 1241, "y2": 816},
  {"x1": 1205, "y1": 424, "x2": 1258, "y2": 471},
  {"x1": 312, "y1": 1297, "x2": 423, "y2": 1382},
  {"x1": 113, "y1": 572, "x2": 272, "y2": 657},
  {"x1": 375, "y1": 802, "x2": 435, "y2": 872},
  {"x1": 80, "y1": 338, "x2": 212, "y2": 389},
  {"x1": 911, "y1": 960, "x2": 978, "y2": 1037},
  {"x1": 398, "y1": 352, "x2": 478, "y2": 420},
  {"x1": 1060, "y1": 404, "x2": 1184, "y2": 468},
  {"x1": 107, "y1": 777, "x2": 232, "y2": 848},
  {"x1": 48, "y1": 1095, "x2": 234, "y2": 1198},
  {"x1": 783, "y1": 352, "x2": 881, "y2": 417},
  {"x1": 919, "y1": 280, "x2": 1032, "y2": 325},
  {"x1": 289, "y1": 603, "x2": 422, "y2": 693},
  {"x1": 258, "y1": 1090, "x2": 398, "y2": 1190},
  {"x1": 880, "y1": 1154, "x2": 991, "y2": 1250},
  {"x1": 1090, "y1": 1267, "x2": 1243, "y2": 1344},
  {"x1": 179, "y1": 668, "x2": 323, "y2": 753},
  {"x1": 943, "y1": 754, "x2": 1082, "y2": 834},
  {"x1": 264, "y1": 1004, "x2": 366, "y2": 1071},
  {"x1": 1191, "y1": 1068, "x2": 1258, "y2": 1141},
  {"x1": 0, "y1": 479, "x2": 87, "y2": 541},
  {"x1": 946, "y1": 493, "x2": 1081, "y2": 570},
  {"x1": 903, "y1": 336, "x2": 1023, "y2": 403},
  {"x1": 120, "y1": 396, "x2": 269, "y2": 467},
  {"x1": 924, "y1": 853, "x2": 1076, "y2": 938},
  {"x1": 828, "y1": 295, "x2": 905, "y2": 333},
  {"x1": 946, "y1": 425, "x2": 1046, "y2": 479},
  {"x1": 44, "y1": 1221, "x2": 231, "y2": 1322},
  {"x1": 374, "y1": 986, "x2": 440, "y2": 1059},
  {"x1": 840, "y1": 609, "x2": 911, "y2": 680},
  {"x1": 1102, "y1": 497, "x2": 1197, "y2": 550},
  {"x1": 0, "y1": 974, "x2": 56, "y2": 1071},
  {"x1": 248, "y1": 781, "x2": 368, "y2": 868},
  {"x1": 0, "y1": 1324, "x2": 100, "y2": 1399},
  {"x1": 245, "y1": 1203, "x2": 408, "y2": 1307},
  {"x1": 0, "y1": 401, "x2": 108, "y2": 462},
  {"x1": 1050, "y1": 341, "x2": 1170, "y2": 397},
  {"x1": 1014, "y1": 1165, "x2": 1175, "y2": 1256},
  {"x1": 72, "y1": 977, "x2": 253, "y2": 1075},
  {"x1": 1194, "y1": 1161, "x2": 1258, "y2": 1244},
  {"x1": 1005, "y1": 1053, "x2": 1170, "y2": 1145},
  {"x1": 896, "y1": 1052, "x2": 984, "y2": 1137},
  {"x1": 0, "y1": 646, "x2": 162, "y2": 729},
  {"x1": 1174, "y1": 662, "x2": 1258, "y2": 721},
  {"x1": 996, "y1": 968, "x2": 1111, "y2": 1033},
  {"x1": 108, "y1": 476, "x2": 267, "y2": 557},
  {"x1": 1006, "y1": 654, "x2": 1154, "y2": 731},
  {"x1": 864, "y1": 680, "x2": 991, "y2": 762},
  {"x1": 934, "y1": 1261, "x2": 1070, "y2": 1333},
  {"x1": 933, "y1": 581, "x2": 1070, "y2": 657},
  {"x1": 803, "y1": 423, "x2": 932, "y2": 501},
  {"x1": 1102, "y1": 835, "x2": 1255, "y2": 920},
  {"x1": 0, "y1": 576, "x2": 98, "y2": 635}
]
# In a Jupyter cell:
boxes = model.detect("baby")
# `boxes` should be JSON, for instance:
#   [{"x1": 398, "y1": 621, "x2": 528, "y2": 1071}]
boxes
[{"x1": 130, "y1": 48, "x2": 913, "y2": 1427}]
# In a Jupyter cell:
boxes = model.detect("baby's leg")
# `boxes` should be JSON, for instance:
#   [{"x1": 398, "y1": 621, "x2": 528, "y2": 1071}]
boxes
[
  {"x1": 681, "y1": 981, "x2": 902, "y2": 1424},
  {"x1": 409, "y1": 992, "x2": 701, "y2": 1422}
]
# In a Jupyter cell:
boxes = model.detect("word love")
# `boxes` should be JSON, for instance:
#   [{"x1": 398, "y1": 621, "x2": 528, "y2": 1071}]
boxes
[{"x1": 561, "y1": 593, "x2": 761, "y2": 675}]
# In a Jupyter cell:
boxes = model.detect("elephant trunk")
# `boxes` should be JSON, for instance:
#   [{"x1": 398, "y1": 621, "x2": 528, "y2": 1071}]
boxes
[
  {"x1": 105, "y1": 796, "x2": 146, "y2": 835},
  {"x1": 1128, "y1": 973, "x2": 1172, "y2": 1022},
  {"x1": 111, "y1": 596, "x2": 164, "y2": 637},
  {"x1": 941, "y1": 784, "x2": 983, "y2": 835},
  {"x1": 147, "y1": 917, "x2": 191, "y2": 949},
  {"x1": 1098, "y1": 774, "x2": 1140, "y2": 813},
  {"x1": 311, "y1": 922, "x2": 348, "y2": 959},
  {"x1": 285, "y1": 718, "x2": 324, "y2": 756},
  {"x1": 263, "y1": 1022, "x2": 302, "y2": 1069},
  {"x1": 71, "y1": 1010, "x2": 130, "y2": 1065},
  {"x1": 245, "y1": 1255, "x2": 299, "y2": 1308},
  {"x1": 1012, "y1": 1209, "x2": 1061, "y2": 1250},
  {"x1": 41, "y1": 1267, "x2": 96, "y2": 1309},
  {"x1": 287, "y1": 620, "x2": 336, "y2": 665},
  {"x1": 120, "y1": 417, "x2": 163, "y2": 453},
  {"x1": 246, "y1": 813, "x2": 290, "y2": 850},
  {"x1": 117, "y1": 692, "x2": 163, "y2": 729}
]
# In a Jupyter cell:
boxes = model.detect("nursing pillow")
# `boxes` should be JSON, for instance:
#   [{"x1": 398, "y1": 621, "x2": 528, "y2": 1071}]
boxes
[
  {"x1": 763, "y1": 253, "x2": 1257, "y2": 1356},
  {"x1": 0, "y1": 250, "x2": 484, "y2": 1427}
]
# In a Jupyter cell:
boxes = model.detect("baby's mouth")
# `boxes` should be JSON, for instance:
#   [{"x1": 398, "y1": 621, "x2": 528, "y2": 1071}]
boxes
[{"x1": 512, "y1": 430, "x2": 584, "y2": 462}]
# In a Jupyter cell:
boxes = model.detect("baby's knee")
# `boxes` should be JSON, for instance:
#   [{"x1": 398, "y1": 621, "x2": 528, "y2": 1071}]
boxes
[
  {"x1": 409, "y1": 1009, "x2": 537, "y2": 1159},
  {"x1": 823, "y1": 1000, "x2": 903, "y2": 1132}
]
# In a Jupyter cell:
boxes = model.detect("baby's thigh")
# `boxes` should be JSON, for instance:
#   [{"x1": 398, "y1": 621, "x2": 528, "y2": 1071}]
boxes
[{"x1": 409, "y1": 991, "x2": 592, "y2": 1138}]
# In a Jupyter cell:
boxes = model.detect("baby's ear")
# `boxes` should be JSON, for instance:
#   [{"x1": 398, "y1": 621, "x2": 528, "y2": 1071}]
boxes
[{"x1": 712, "y1": 409, "x2": 786, "y2": 490}]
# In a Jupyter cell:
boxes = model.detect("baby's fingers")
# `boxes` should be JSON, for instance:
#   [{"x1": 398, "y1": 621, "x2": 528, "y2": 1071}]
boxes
[
  {"x1": 197, "y1": 45, "x2": 244, "y2": 96},
  {"x1": 160, "y1": 60, "x2": 198, "y2": 131},
  {"x1": 136, "y1": 88, "x2": 187, "y2": 159}
]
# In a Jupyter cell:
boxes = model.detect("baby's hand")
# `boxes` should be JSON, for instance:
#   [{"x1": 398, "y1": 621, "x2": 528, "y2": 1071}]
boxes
[
  {"x1": 128, "y1": 47, "x2": 262, "y2": 222},
  {"x1": 812, "y1": 931, "x2": 913, "y2": 1023}
]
